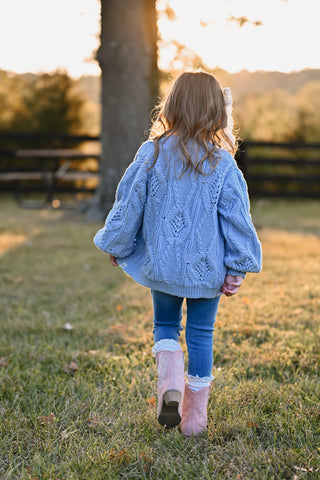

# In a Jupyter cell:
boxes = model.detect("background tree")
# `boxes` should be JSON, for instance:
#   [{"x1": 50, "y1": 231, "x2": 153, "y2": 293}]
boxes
[
  {"x1": 23, "y1": 72, "x2": 84, "y2": 134},
  {"x1": 0, "y1": 71, "x2": 84, "y2": 135},
  {"x1": 290, "y1": 82, "x2": 320, "y2": 142},
  {"x1": 84, "y1": 0, "x2": 158, "y2": 220}
]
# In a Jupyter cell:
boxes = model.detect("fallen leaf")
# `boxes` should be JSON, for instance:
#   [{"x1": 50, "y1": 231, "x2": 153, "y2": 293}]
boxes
[
  {"x1": 248, "y1": 422, "x2": 258, "y2": 428},
  {"x1": 63, "y1": 361, "x2": 78, "y2": 375},
  {"x1": 38, "y1": 413, "x2": 56, "y2": 425},
  {"x1": 140, "y1": 451, "x2": 153, "y2": 461},
  {"x1": 139, "y1": 451, "x2": 153, "y2": 471},
  {"x1": 241, "y1": 296, "x2": 251, "y2": 305},
  {"x1": 146, "y1": 395, "x2": 156, "y2": 407},
  {"x1": 109, "y1": 448, "x2": 130, "y2": 463},
  {"x1": 87, "y1": 414, "x2": 99, "y2": 429}
]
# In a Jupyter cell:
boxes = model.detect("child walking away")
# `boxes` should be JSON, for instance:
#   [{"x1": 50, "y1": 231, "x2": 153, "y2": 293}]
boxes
[{"x1": 94, "y1": 70, "x2": 262, "y2": 436}]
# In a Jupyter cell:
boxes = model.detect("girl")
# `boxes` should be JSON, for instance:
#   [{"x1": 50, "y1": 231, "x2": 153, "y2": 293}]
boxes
[{"x1": 94, "y1": 70, "x2": 262, "y2": 436}]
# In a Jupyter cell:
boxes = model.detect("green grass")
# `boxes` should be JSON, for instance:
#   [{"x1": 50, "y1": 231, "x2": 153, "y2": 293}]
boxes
[{"x1": 0, "y1": 197, "x2": 320, "y2": 480}]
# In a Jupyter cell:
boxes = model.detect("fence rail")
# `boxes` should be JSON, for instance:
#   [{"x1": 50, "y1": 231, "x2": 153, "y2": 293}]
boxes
[
  {"x1": 0, "y1": 133, "x2": 320, "y2": 207},
  {"x1": 0, "y1": 132, "x2": 100, "y2": 207},
  {"x1": 236, "y1": 141, "x2": 320, "y2": 198}
]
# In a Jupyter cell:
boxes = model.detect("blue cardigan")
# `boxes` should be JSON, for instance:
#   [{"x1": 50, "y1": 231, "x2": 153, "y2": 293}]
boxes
[{"x1": 94, "y1": 137, "x2": 262, "y2": 298}]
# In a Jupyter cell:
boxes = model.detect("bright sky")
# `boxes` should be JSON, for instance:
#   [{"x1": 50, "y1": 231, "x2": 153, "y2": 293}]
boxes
[
  {"x1": 158, "y1": 0, "x2": 320, "y2": 73},
  {"x1": 0, "y1": 0, "x2": 319, "y2": 77},
  {"x1": 0, "y1": 0, "x2": 101, "y2": 77}
]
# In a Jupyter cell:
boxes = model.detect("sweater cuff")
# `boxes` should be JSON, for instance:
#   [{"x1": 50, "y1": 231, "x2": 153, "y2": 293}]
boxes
[{"x1": 226, "y1": 269, "x2": 246, "y2": 278}]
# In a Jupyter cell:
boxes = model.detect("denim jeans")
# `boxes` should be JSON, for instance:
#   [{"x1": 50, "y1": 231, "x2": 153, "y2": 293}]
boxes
[{"x1": 151, "y1": 289, "x2": 220, "y2": 378}]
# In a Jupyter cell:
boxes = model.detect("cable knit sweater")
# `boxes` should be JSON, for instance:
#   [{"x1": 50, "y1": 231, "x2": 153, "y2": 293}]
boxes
[{"x1": 94, "y1": 136, "x2": 262, "y2": 298}]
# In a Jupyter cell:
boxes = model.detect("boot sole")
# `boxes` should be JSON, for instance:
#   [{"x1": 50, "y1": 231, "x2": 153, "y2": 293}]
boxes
[{"x1": 158, "y1": 390, "x2": 182, "y2": 429}]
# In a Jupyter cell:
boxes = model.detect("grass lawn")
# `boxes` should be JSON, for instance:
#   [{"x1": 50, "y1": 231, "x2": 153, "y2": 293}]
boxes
[{"x1": 0, "y1": 197, "x2": 319, "y2": 480}]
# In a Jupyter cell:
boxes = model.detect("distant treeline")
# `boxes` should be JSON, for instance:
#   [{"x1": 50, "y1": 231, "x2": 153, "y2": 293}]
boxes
[
  {"x1": 0, "y1": 70, "x2": 100, "y2": 137},
  {"x1": 223, "y1": 68, "x2": 320, "y2": 142},
  {"x1": 165, "y1": 68, "x2": 320, "y2": 143},
  {"x1": 1, "y1": 68, "x2": 320, "y2": 142}
]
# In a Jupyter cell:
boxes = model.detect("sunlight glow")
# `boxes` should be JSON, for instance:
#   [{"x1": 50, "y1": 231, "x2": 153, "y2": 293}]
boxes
[
  {"x1": 0, "y1": 0, "x2": 100, "y2": 77},
  {"x1": 0, "y1": 232, "x2": 28, "y2": 256},
  {"x1": 157, "y1": 0, "x2": 320, "y2": 73}
]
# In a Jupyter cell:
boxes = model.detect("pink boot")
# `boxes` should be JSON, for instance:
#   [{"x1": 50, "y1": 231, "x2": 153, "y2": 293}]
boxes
[
  {"x1": 180, "y1": 385, "x2": 211, "y2": 436},
  {"x1": 155, "y1": 350, "x2": 185, "y2": 429}
]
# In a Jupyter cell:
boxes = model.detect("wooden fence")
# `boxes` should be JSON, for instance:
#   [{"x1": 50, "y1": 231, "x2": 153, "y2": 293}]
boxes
[
  {"x1": 0, "y1": 133, "x2": 320, "y2": 207},
  {"x1": 0, "y1": 132, "x2": 100, "y2": 207},
  {"x1": 236, "y1": 141, "x2": 320, "y2": 198}
]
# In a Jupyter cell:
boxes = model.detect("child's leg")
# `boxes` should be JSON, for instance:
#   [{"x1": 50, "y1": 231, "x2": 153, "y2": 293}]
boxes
[
  {"x1": 150, "y1": 289, "x2": 185, "y2": 428},
  {"x1": 181, "y1": 296, "x2": 220, "y2": 436},
  {"x1": 185, "y1": 296, "x2": 220, "y2": 381},
  {"x1": 151, "y1": 289, "x2": 184, "y2": 353}
]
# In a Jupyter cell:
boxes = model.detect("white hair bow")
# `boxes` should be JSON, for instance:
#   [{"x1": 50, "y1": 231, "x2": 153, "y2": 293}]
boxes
[
  {"x1": 223, "y1": 87, "x2": 235, "y2": 147},
  {"x1": 223, "y1": 87, "x2": 233, "y2": 107}
]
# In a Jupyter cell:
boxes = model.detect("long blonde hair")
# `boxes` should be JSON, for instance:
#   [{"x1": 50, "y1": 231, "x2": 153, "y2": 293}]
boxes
[{"x1": 148, "y1": 70, "x2": 237, "y2": 175}]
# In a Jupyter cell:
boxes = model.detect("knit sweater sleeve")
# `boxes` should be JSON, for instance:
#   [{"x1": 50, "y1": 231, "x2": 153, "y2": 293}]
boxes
[
  {"x1": 93, "y1": 150, "x2": 148, "y2": 258},
  {"x1": 217, "y1": 162, "x2": 262, "y2": 277}
]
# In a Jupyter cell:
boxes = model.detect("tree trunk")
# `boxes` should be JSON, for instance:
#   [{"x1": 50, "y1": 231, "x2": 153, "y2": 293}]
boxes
[{"x1": 85, "y1": 0, "x2": 158, "y2": 220}]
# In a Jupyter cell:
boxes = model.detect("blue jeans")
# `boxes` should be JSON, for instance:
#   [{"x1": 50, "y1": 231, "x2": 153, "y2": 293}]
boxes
[{"x1": 151, "y1": 289, "x2": 220, "y2": 378}]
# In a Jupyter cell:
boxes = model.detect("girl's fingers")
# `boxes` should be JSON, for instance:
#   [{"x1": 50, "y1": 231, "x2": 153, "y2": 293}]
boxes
[
  {"x1": 221, "y1": 284, "x2": 240, "y2": 296},
  {"x1": 221, "y1": 275, "x2": 243, "y2": 296},
  {"x1": 109, "y1": 255, "x2": 118, "y2": 266},
  {"x1": 226, "y1": 283, "x2": 240, "y2": 291}
]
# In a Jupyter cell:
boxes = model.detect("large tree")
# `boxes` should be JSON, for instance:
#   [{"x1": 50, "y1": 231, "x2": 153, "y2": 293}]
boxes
[{"x1": 85, "y1": 0, "x2": 158, "y2": 220}]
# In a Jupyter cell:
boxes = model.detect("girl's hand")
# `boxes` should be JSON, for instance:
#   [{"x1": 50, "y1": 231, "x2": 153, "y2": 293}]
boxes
[
  {"x1": 109, "y1": 255, "x2": 118, "y2": 266},
  {"x1": 220, "y1": 275, "x2": 243, "y2": 297}
]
